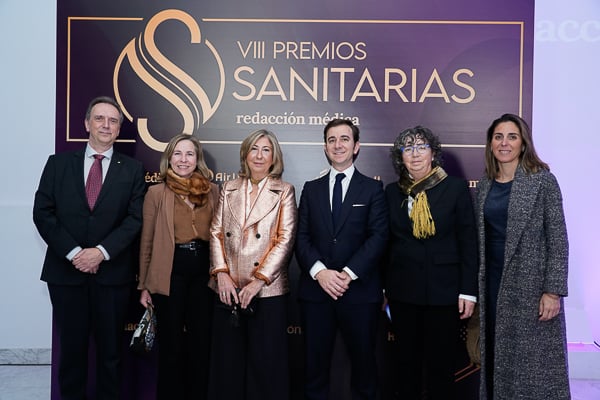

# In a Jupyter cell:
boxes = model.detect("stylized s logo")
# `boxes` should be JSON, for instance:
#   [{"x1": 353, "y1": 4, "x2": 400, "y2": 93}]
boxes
[{"x1": 114, "y1": 9, "x2": 225, "y2": 151}]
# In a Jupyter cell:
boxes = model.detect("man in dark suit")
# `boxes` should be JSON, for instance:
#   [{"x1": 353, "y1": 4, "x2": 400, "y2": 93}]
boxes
[
  {"x1": 295, "y1": 119, "x2": 388, "y2": 400},
  {"x1": 33, "y1": 96, "x2": 146, "y2": 400}
]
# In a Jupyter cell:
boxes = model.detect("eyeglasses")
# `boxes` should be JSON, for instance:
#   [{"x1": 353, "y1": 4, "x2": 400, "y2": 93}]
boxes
[{"x1": 400, "y1": 143, "x2": 430, "y2": 155}]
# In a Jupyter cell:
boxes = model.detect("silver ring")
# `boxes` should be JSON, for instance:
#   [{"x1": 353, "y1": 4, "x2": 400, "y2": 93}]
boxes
[{"x1": 221, "y1": 292, "x2": 226, "y2": 296}]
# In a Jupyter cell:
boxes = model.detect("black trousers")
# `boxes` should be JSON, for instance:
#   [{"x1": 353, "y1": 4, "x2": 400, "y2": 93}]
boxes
[
  {"x1": 48, "y1": 279, "x2": 130, "y2": 400},
  {"x1": 388, "y1": 301, "x2": 459, "y2": 400},
  {"x1": 300, "y1": 300, "x2": 380, "y2": 400},
  {"x1": 208, "y1": 294, "x2": 290, "y2": 400},
  {"x1": 152, "y1": 243, "x2": 213, "y2": 400}
]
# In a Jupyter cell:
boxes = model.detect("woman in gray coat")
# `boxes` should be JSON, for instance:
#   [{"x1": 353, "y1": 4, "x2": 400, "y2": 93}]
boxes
[{"x1": 475, "y1": 114, "x2": 570, "y2": 400}]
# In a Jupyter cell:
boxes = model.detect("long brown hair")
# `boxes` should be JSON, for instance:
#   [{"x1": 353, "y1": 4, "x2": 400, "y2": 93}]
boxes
[{"x1": 484, "y1": 113, "x2": 549, "y2": 180}]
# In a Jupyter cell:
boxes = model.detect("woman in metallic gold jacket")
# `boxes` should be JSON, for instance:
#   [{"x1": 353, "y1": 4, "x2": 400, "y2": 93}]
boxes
[{"x1": 208, "y1": 129, "x2": 298, "y2": 400}]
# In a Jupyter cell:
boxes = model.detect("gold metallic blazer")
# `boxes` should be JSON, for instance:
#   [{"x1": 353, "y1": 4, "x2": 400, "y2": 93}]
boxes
[{"x1": 209, "y1": 177, "x2": 298, "y2": 298}]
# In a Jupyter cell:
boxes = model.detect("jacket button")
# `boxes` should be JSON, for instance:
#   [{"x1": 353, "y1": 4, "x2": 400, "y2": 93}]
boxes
[
  {"x1": 226, "y1": 232, "x2": 231, "y2": 237},
  {"x1": 254, "y1": 262, "x2": 259, "y2": 266},
  {"x1": 256, "y1": 233, "x2": 261, "y2": 239}
]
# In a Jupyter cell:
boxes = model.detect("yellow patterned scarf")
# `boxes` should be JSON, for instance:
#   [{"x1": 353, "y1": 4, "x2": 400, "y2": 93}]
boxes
[{"x1": 399, "y1": 166, "x2": 448, "y2": 239}]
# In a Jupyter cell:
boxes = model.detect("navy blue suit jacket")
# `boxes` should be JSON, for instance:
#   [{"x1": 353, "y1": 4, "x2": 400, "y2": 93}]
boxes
[
  {"x1": 33, "y1": 148, "x2": 146, "y2": 286},
  {"x1": 295, "y1": 169, "x2": 388, "y2": 304}
]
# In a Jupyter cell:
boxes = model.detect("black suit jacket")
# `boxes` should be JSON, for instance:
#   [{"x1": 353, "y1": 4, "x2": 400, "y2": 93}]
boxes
[
  {"x1": 383, "y1": 175, "x2": 477, "y2": 305},
  {"x1": 33, "y1": 148, "x2": 146, "y2": 286},
  {"x1": 295, "y1": 169, "x2": 389, "y2": 304}
]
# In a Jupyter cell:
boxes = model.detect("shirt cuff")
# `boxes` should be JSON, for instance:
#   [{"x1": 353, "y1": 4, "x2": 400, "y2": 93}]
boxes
[
  {"x1": 66, "y1": 247, "x2": 82, "y2": 261},
  {"x1": 309, "y1": 261, "x2": 327, "y2": 279},
  {"x1": 459, "y1": 294, "x2": 477, "y2": 303},
  {"x1": 96, "y1": 245, "x2": 109, "y2": 261},
  {"x1": 343, "y1": 266, "x2": 358, "y2": 281}
]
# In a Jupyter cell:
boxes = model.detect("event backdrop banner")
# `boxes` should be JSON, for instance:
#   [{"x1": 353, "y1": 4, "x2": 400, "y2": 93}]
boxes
[{"x1": 55, "y1": 1, "x2": 533, "y2": 399}]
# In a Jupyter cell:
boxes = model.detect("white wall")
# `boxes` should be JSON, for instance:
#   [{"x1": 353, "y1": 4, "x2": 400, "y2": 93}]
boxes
[
  {"x1": 533, "y1": 0, "x2": 600, "y2": 344},
  {"x1": 0, "y1": 0, "x2": 56, "y2": 350},
  {"x1": 1, "y1": 0, "x2": 598, "y2": 357}
]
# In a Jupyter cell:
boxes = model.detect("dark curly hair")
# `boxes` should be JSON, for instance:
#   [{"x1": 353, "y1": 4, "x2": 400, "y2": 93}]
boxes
[{"x1": 390, "y1": 126, "x2": 443, "y2": 180}]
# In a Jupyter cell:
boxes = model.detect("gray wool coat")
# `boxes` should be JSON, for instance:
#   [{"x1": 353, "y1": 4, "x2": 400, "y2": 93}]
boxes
[{"x1": 475, "y1": 167, "x2": 570, "y2": 400}]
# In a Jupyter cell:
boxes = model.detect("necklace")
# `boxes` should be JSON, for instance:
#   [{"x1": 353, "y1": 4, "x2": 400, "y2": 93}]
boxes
[{"x1": 250, "y1": 177, "x2": 264, "y2": 185}]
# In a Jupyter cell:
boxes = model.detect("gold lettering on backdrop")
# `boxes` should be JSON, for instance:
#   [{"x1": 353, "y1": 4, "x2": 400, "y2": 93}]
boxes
[
  {"x1": 124, "y1": 323, "x2": 137, "y2": 332},
  {"x1": 113, "y1": 9, "x2": 225, "y2": 151},
  {"x1": 290, "y1": 68, "x2": 319, "y2": 101},
  {"x1": 237, "y1": 41, "x2": 266, "y2": 59},
  {"x1": 272, "y1": 41, "x2": 367, "y2": 60},
  {"x1": 232, "y1": 111, "x2": 359, "y2": 126},
  {"x1": 231, "y1": 37, "x2": 476, "y2": 104},
  {"x1": 387, "y1": 331, "x2": 396, "y2": 342},
  {"x1": 351, "y1": 68, "x2": 382, "y2": 102},
  {"x1": 232, "y1": 65, "x2": 475, "y2": 104},
  {"x1": 214, "y1": 172, "x2": 239, "y2": 182},
  {"x1": 452, "y1": 68, "x2": 476, "y2": 103},
  {"x1": 256, "y1": 67, "x2": 288, "y2": 100},
  {"x1": 419, "y1": 69, "x2": 449, "y2": 102},
  {"x1": 286, "y1": 325, "x2": 303, "y2": 335},
  {"x1": 144, "y1": 172, "x2": 161, "y2": 183},
  {"x1": 104, "y1": 11, "x2": 486, "y2": 140},
  {"x1": 384, "y1": 68, "x2": 409, "y2": 102}
]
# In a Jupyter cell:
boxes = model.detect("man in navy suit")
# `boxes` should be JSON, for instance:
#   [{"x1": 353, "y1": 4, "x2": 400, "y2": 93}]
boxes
[
  {"x1": 295, "y1": 119, "x2": 388, "y2": 400},
  {"x1": 33, "y1": 96, "x2": 146, "y2": 399}
]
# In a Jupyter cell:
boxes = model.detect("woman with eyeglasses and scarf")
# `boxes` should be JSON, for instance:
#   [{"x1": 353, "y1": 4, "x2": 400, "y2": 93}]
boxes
[{"x1": 383, "y1": 126, "x2": 478, "y2": 400}]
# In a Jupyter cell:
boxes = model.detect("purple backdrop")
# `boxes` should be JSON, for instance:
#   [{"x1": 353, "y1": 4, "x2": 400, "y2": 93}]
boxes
[{"x1": 54, "y1": 1, "x2": 534, "y2": 399}]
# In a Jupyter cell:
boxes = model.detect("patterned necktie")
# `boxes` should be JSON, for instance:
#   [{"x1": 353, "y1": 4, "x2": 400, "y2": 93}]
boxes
[
  {"x1": 86, "y1": 154, "x2": 104, "y2": 210},
  {"x1": 332, "y1": 172, "x2": 345, "y2": 227}
]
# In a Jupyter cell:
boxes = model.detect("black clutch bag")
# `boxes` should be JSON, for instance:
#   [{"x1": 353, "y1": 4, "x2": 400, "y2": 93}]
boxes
[{"x1": 216, "y1": 288, "x2": 257, "y2": 328}]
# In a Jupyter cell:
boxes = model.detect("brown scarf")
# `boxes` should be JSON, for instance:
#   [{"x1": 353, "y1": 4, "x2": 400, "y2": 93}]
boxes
[
  {"x1": 165, "y1": 168, "x2": 211, "y2": 206},
  {"x1": 398, "y1": 166, "x2": 448, "y2": 239}
]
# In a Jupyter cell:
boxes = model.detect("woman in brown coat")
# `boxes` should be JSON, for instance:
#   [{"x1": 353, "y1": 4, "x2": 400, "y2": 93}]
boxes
[{"x1": 138, "y1": 134, "x2": 219, "y2": 400}]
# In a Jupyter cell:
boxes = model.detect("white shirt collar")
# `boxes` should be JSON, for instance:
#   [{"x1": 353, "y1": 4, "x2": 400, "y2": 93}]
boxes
[
  {"x1": 85, "y1": 144, "x2": 113, "y2": 159},
  {"x1": 329, "y1": 164, "x2": 355, "y2": 183}
]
